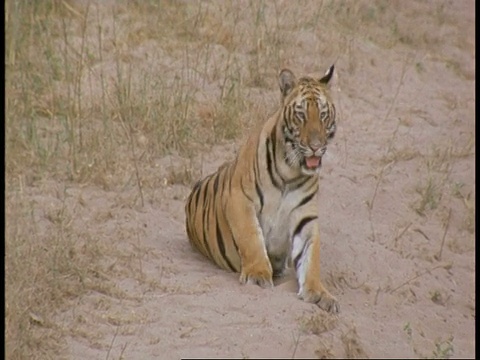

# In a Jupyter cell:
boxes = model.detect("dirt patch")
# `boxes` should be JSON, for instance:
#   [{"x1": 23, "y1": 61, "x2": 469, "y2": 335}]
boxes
[{"x1": 6, "y1": 0, "x2": 474, "y2": 358}]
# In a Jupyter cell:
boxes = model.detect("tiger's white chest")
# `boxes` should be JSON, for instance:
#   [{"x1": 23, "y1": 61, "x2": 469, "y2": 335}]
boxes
[{"x1": 258, "y1": 187, "x2": 306, "y2": 257}]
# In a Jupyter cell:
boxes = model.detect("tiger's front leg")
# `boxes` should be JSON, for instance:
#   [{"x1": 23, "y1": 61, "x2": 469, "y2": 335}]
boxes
[
  {"x1": 226, "y1": 195, "x2": 273, "y2": 289},
  {"x1": 291, "y1": 217, "x2": 339, "y2": 313}
]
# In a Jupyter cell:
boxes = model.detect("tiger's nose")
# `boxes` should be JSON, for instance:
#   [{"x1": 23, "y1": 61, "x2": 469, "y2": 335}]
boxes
[{"x1": 309, "y1": 142, "x2": 326, "y2": 155}]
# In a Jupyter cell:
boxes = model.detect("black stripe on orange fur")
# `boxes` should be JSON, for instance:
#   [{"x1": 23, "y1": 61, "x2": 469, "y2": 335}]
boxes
[{"x1": 293, "y1": 216, "x2": 318, "y2": 238}]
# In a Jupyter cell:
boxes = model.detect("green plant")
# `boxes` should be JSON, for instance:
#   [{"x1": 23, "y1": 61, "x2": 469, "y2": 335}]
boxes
[
  {"x1": 432, "y1": 336, "x2": 454, "y2": 359},
  {"x1": 414, "y1": 177, "x2": 442, "y2": 216}
]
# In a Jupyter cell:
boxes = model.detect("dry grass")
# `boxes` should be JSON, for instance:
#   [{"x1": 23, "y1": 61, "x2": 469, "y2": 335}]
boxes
[
  {"x1": 298, "y1": 311, "x2": 338, "y2": 336},
  {"x1": 4, "y1": 186, "x2": 127, "y2": 358},
  {"x1": 4, "y1": 1, "x2": 262, "y2": 357},
  {"x1": 341, "y1": 326, "x2": 368, "y2": 359},
  {"x1": 5, "y1": 0, "x2": 473, "y2": 358},
  {"x1": 413, "y1": 140, "x2": 474, "y2": 219}
]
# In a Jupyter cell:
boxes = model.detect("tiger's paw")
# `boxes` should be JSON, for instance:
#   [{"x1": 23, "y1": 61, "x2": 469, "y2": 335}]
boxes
[
  {"x1": 299, "y1": 287, "x2": 339, "y2": 314},
  {"x1": 239, "y1": 266, "x2": 273, "y2": 289}
]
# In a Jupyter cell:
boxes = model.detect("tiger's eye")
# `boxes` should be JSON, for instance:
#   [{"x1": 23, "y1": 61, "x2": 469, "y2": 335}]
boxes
[
  {"x1": 295, "y1": 111, "x2": 306, "y2": 122},
  {"x1": 320, "y1": 110, "x2": 328, "y2": 121}
]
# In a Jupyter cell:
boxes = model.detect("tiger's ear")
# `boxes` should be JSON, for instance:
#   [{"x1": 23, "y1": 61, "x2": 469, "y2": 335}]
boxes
[
  {"x1": 319, "y1": 64, "x2": 334, "y2": 86},
  {"x1": 279, "y1": 69, "x2": 297, "y2": 98}
]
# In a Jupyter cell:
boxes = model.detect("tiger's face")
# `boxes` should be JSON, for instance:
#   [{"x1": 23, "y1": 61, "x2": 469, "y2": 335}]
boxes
[{"x1": 279, "y1": 66, "x2": 336, "y2": 176}]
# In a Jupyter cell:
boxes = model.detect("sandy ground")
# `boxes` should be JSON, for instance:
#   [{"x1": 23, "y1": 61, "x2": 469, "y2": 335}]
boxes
[{"x1": 23, "y1": 1, "x2": 474, "y2": 358}]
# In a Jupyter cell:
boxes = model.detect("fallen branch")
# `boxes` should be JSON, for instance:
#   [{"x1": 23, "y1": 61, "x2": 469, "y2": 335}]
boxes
[{"x1": 389, "y1": 263, "x2": 451, "y2": 294}]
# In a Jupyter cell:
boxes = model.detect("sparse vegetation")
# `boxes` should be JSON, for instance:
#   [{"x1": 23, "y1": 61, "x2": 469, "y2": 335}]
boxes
[
  {"x1": 315, "y1": 345, "x2": 335, "y2": 359},
  {"x1": 4, "y1": 0, "x2": 287, "y2": 356},
  {"x1": 341, "y1": 326, "x2": 368, "y2": 359},
  {"x1": 298, "y1": 312, "x2": 338, "y2": 335},
  {"x1": 5, "y1": 186, "x2": 127, "y2": 358},
  {"x1": 432, "y1": 336, "x2": 455, "y2": 359},
  {"x1": 429, "y1": 289, "x2": 449, "y2": 306},
  {"x1": 5, "y1": 0, "x2": 474, "y2": 358},
  {"x1": 403, "y1": 322, "x2": 413, "y2": 338},
  {"x1": 414, "y1": 176, "x2": 442, "y2": 216}
]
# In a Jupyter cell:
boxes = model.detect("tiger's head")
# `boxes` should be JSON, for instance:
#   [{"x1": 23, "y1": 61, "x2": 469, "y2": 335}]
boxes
[{"x1": 278, "y1": 65, "x2": 336, "y2": 176}]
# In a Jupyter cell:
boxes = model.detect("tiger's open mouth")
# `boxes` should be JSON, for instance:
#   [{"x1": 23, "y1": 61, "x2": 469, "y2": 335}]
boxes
[{"x1": 304, "y1": 155, "x2": 322, "y2": 170}]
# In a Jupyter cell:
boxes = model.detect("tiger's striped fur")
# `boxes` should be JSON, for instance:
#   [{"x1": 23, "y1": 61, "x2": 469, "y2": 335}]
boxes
[{"x1": 185, "y1": 65, "x2": 339, "y2": 313}]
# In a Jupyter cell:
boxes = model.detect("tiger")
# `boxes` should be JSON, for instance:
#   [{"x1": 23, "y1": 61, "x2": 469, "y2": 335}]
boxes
[{"x1": 185, "y1": 65, "x2": 339, "y2": 313}]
